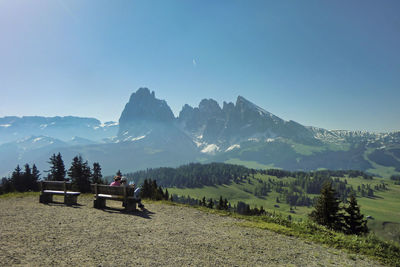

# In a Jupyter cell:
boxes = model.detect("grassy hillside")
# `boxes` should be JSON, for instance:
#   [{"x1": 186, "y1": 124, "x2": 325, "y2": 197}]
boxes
[{"x1": 167, "y1": 173, "x2": 400, "y2": 244}]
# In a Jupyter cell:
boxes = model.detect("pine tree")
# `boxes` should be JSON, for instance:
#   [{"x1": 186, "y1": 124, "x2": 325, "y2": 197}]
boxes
[
  {"x1": 201, "y1": 196, "x2": 206, "y2": 206},
  {"x1": 47, "y1": 153, "x2": 66, "y2": 181},
  {"x1": 140, "y1": 179, "x2": 150, "y2": 199},
  {"x1": 344, "y1": 194, "x2": 369, "y2": 235},
  {"x1": 68, "y1": 155, "x2": 92, "y2": 193},
  {"x1": 1, "y1": 177, "x2": 13, "y2": 193},
  {"x1": 309, "y1": 181, "x2": 344, "y2": 231},
  {"x1": 164, "y1": 188, "x2": 169, "y2": 200},
  {"x1": 11, "y1": 165, "x2": 23, "y2": 192},
  {"x1": 31, "y1": 164, "x2": 40, "y2": 191},
  {"x1": 207, "y1": 198, "x2": 214, "y2": 209},
  {"x1": 22, "y1": 164, "x2": 32, "y2": 192},
  {"x1": 92, "y1": 162, "x2": 103, "y2": 184},
  {"x1": 217, "y1": 196, "x2": 224, "y2": 210},
  {"x1": 224, "y1": 198, "x2": 229, "y2": 210}
]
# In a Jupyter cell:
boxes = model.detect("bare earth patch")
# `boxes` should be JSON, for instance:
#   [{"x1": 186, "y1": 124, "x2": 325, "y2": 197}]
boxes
[{"x1": 0, "y1": 195, "x2": 384, "y2": 266}]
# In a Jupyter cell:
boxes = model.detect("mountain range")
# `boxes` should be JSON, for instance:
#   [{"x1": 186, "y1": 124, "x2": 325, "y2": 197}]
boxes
[{"x1": 1, "y1": 87, "x2": 400, "y2": 177}]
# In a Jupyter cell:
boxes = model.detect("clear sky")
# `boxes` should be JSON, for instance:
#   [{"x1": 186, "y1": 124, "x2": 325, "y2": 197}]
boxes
[{"x1": 1, "y1": 0, "x2": 399, "y2": 132}]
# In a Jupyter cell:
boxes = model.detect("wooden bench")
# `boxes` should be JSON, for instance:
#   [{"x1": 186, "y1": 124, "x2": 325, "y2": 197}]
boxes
[
  {"x1": 39, "y1": 181, "x2": 80, "y2": 205},
  {"x1": 91, "y1": 184, "x2": 138, "y2": 212}
]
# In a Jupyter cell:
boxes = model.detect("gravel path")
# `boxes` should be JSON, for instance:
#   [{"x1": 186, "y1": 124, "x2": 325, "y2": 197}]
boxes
[{"x1": 0, "y1": 194, "x2": 384, "y2": 266}]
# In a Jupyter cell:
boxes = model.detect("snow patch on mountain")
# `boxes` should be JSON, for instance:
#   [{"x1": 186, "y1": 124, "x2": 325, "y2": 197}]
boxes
[
  {"x1": 226, "y1": 144, "x2": 240, "y2": 152},
  {"x1": 201, "y1": 144, "x2": 220, "y2": 155},
  {"x1": 33, "y1": 137, "x2": 44, "y2": 143},
  {"x1": 131, "y1": 135, "x2": 146, "y2": 142}
]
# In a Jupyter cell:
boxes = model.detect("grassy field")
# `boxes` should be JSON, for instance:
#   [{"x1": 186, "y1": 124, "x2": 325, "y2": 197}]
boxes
[
  {"x1": 225, "y1": 158, "x2": 276, "y2": 169},
  {"x1": 168, "y1": 174, "x2": 400, "y2": 244},
  {"x1": 363, "y1": 147, "x2": 400, "y2": 177}
]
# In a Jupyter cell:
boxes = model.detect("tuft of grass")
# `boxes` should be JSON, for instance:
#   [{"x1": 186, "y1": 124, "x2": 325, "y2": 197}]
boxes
[{"x1": 0, "y1": 191, "x2": 39, "y2": 199}]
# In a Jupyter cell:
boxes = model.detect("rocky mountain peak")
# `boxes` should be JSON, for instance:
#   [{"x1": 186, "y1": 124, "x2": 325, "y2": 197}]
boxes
[
  {"x1": 119, "y1": 88, "x2": 174, "y2": 125},
  {"x1": 235, "y1": 96, "x2": 283, "y2": 123},
  {"x1": 118, "y1": 88, "x2": 175, "y2": 137},
  {"x1": 199, "y1": 99, "x2": 222, "y2": 114}
]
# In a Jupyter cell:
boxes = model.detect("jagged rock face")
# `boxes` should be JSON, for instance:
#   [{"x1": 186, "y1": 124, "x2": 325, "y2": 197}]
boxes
[
  {"x1": 119, "y1": 88, "x2": 175, "y2": 136},
  {"x1": 178, "y1": 95, "x2": 317, "y2": 145},
  {"x1": 178, "y1": 99, "x2": 225, "y2": 134}
]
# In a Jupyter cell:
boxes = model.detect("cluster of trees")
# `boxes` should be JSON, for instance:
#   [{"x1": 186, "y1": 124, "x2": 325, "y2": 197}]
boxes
[
  {"x1": 171, "y1": 194, "x2": 201, "y2": 206},
  {"x1": 140, "y1": 179, "x2": 170, "y2": 201},
  {"x1": 122, "y1": 163, "x2": 382, "y2": 213},
  {"x1": 197, "y1": 196, "x2": 230, "y2": 210},
  {"x1": 170, "y1": 192, "x2": 267, "y2": 216},
  {"x1": 1, "y1": 164, "x2": 40, "y2": 194},
  {"x1": 309, "y1": 181, "x2": 369, "y2": 235},
  {"x1": 253, "y1": 181, "x2": 270, "y2": 197},
  {"x1": 0, "y1": 152, "x2": 104, "y2": 194},
  {"x1": 259, "y1": 169, "x2": 373, "y2": 180},
  {"x1": 46, "y1": 153, "x2": 105, "y2": 193},
  {"x1": 271, "y1": 171, "x2": 380, "y2": 207},
  {"x1": 127, "y1": 163, "x2": 252, "y2": 188},
  {"x1": 356, "y1": 184, "x2": 375, "y2": 197},
  {"x1": 391, "y1": 175, "x2": 400, "y2": 185},
  {"x1": 236, "y1": 201, "x2": 265, "y2": 215},
  {"x1": 124, "y1": 163, "x2": 379, "y2": 210}
]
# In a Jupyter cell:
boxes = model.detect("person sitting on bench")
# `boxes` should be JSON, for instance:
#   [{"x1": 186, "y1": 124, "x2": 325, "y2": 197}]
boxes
[{"x1": 110, "y1": 175, "x2": 122, "y2": 186}]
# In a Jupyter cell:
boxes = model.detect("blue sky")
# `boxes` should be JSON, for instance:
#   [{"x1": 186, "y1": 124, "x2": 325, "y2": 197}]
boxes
[{"x1": 0, "y1": 0, "x2": 399, "y2": 132}]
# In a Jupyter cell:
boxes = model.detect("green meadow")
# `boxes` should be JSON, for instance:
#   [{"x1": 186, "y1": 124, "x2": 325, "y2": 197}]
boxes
[{"x1": 168, "y1": 173, "x2": 400, "y2": 243}]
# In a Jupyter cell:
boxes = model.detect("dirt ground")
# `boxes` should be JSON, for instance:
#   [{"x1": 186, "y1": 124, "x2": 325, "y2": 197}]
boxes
[{"x1": 0, "y1": 194, "x2": 384, "y2": 266}]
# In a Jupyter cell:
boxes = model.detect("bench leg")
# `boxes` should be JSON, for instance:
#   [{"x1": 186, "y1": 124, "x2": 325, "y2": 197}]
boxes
[
  {"x1": 94, "y1": 198, "x2": 106, "y2": 209},
  {"x1": 39, "y1": 194, "x2": 52, "y2": 204},
  {"x1": 126, "y1": 199, "x2": 137, "y2": 212},
  {"x1": 65, "y1": 195, "x2": 78, "y2": 206}
]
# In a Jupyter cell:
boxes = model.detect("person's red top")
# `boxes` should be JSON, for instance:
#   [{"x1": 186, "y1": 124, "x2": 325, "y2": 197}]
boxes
[{"x1": 110, "y1": 181, "x2": 121, "y2": 186}]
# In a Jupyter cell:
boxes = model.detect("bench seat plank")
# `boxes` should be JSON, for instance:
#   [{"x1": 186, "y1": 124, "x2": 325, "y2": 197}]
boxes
[
  {"x1": 39, "y1": 181, "x2": 81, "y2": 205},
  {"x1": 97, "y1": 194, "x2": 136, "y2": 200},
  {"x1": 91, "y1": 184, "x2": 138, "y2": 211},
  {"x1": 43, "y1": 190, "x2": 80, "y2": 195}
]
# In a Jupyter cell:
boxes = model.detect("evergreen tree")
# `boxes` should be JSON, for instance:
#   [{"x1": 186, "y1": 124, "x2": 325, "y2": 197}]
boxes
[
  {"x1": 68, "y1": 155, "x2": 92, "y2": 193},
  {"x1": 164, "y1": 188, "x2": 169, "y2": 201},
  {"x1": 217, "y1": 196, "x2": 224, "y2": 210},
  {"x1": 92, "y1": 162, "x2": 103, "y2": 184},
  {"x1": 47, "y1": 153, "x2": 66, "y2": 181},
  {"x1": 157, "y1": 186, "x2": 164, "y2": 200},
  {"x1": 309, "y1": 181, "x2": 344, "y2": 231},
  {"x1": 207, "y1": 198, "x2": 214, "y2": 209},
  {"x1": 224, "y1": 198, "x2": 229, "y2": 210},
  {"x1": 237, "y1": 201, "x2": 250, "y2": 215},
  {"x1": 11, "y1": 165, "x2": 23, "y2": 192},
  {"x1": 22, "y1": 164, "x2": 32, "y2": 192},
  {"x1": 1, "y1": 177, "x2": 13, "y2": 194},
  {"x1": 260, "y1": 206, "x2": 265, "y2": 214},
  {"x1": 30, "y1": 164, "x2": 40, "y2": 191},
  {"x1": 201, "y1": 196, "x2": 206, "y2": 206},
  {"x1": 140, "y1": 179, "x2": 150, "y2": 199},
  {"x1": 344, "y1": 194, "x2": 369, "y2": 235}
]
